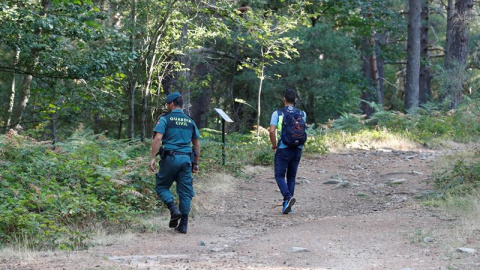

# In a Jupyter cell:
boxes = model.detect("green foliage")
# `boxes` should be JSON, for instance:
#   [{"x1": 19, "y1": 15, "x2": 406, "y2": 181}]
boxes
[
  {"x1": 331, "y1": 113, "x2": 367, "y2": 133},
  {"x1": 0, "y1": 130, "x2": 156, "y2": 250},
  {"x1": 198, "y1": 125, "x2": 330, "y2": 175},
  {"x1": 433, "y1": 150, "x2": 480, "y2": 196},
  {"x1": 368, "y1": 100, "x2": 480, "y2": 145},
  {"x1": 198, "y1": 130, "x2": 274, "y2": 176},
  {"x1": 269, "y1": 23, "x2": 362, "y2": 123}
]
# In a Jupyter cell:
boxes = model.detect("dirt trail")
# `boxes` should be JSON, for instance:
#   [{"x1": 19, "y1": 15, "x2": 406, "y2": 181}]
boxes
[{"x1": 2, "y1": 149, "x2": 479, "y2": 270}]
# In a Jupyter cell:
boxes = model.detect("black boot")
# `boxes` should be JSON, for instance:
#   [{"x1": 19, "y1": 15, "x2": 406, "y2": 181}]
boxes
[
  {"x1": 166, "y1": 202, "x2": 182, "y2": 228},
  {"x1": 175, "y1": 214, "x2": 188, "y2": 234}
]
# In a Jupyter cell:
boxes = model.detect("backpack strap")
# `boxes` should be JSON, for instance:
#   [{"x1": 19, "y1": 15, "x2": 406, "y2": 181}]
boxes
[{"x1": 276, "y1": 107, "x2": 294, "y2": 145}]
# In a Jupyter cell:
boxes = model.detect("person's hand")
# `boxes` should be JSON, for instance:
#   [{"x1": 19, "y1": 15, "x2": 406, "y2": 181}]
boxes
[
  {"x1": 192, "y1": 164, "x2": 199, "y2": 173},
  {"x1": 149, "y1": 158, "x2": 156, "y2": 172}
]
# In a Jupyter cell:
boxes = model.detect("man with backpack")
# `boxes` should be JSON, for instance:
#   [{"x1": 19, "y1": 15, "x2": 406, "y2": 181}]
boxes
[{"x1": 269, "y1": 89, "x2": 307, "y2": 214}]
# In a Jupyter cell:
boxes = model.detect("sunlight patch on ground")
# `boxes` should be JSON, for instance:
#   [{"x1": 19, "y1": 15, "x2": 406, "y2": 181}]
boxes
[
  {"x1": 243, "y1": 165, "x2": 270, "y2": 178},
  {"x1": 0, "y1": 245, "x2": 46, "y2": 263},
  {"x1": 441, "y1": 193, "x2": 480, "y2": 249},
  {"x1": 428, "y1": 149, "x2": 480, "y2": 255},
  {"x1": 194, "y1": 173, "x2": 237, "y2": 212},
  {"x1": 344, "y1": 138, "x2": 422, "y2": 151},
  {"x1": 90, "y1": 230, "x2": 139, "y2": 247},
  {"x1": 325, "y1": 131, "x2": 424, "y2": 152}
]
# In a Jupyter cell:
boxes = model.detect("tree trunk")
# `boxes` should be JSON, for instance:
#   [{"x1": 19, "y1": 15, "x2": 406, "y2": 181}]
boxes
[
  {"x1": 360, "y1": 38, "x2": 375, "y2": 117},
  {"x1": 190, "y1": 63, "x2": 211, "y2": 129},
  {"x1": 443, "y1": 0, "x2": 473, "y2": 109},
  {"x1": 5, "y1": 47, "x2": 20, "y2": 130},
  {"x1": 117, "y1": 119, "x2": 123, "y2": 139},
  {"x1": 371, "y1": 32, "x2": 384, "y2": 109},
  {"x1": 140, "y1": 9, "x2": 173, "y2": 141},
  {"x1": 404, "y1": 0, "x2": 421, "y2": 112},
  {"x1": 50, "y1": 87, "x2": 58, "y2": 150},
  {"x1": 358, "y1": 4, "x2": 376, "y2": 116},
  {"x1": 180, "y1": 24, "x2": 191, "y2": 116},
  {"x1": 256, "y1": 63, "x2": 265, "y2": 138},
  {"x1": 13, "y1": 0, "x2": 50, "y2": 129},
  {"x1": 444, "y1": 0, "x2": 454, "y2": 65},
  {"x1": 14, "y1": 58, "x2": 37, "y2": 130},
  {"x1": 419, "y1": 0, "x2": 431, "y2": 104},
  {"x1": 307, "y1": 92, "x2": 316, "y2": 124},
  {"x1": 127, "y1": 0, "x2": 137, "y2": 140},
  {"x1": 128, "y1": 78, "x2": 136, "y2": 140},
  {"x1": 375, "y1": 47, "x2": 385, "y2": 108}
]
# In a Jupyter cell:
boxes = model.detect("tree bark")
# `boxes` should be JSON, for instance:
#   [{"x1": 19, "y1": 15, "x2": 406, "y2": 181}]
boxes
[
  {"x1": 419, "y1": 0, "x2": 431, "y2": 104},
  {"x1": 141, "y1": 8, "x2": 173, "y2": 142},
  {"x1": 307, "y1": 92, "x2": 316, "y2": 124},
  {"x1": 371, "y1": 32, "x2": 384, "y2": 109},
  {"x1": 190, "y1": 63, "x2": 211, "y2": 129},
  {"x1": 443, "y1": 0, "x2": 473, "y2": 109},
  {"x1": 13, "y1": 0, "x2": 50, "y2": 129},
  {"x1": 256, "y1": 63, "x2": 265, "y2": 138},
  {"x1": 127, "y1": 0, "x2": 137, "y2": 140},
  {"x1": 444, "y1": 0, "x2": 454, "y2": 65},
  {"x1": 360, "y1": 37, "x2": 375, "y2": 117},
  {"x1": 5, "y1": 47, "x2": 20, "y2": 130},
  {"x1": 127, "y1": 78, "x2": 136, "y2": 140},
  {"x1": 180, "y1": 24, "x2": 191, "y2": 116},
  {"x1": 404, "y1": 0, "x2": 421, "y2": 112}
]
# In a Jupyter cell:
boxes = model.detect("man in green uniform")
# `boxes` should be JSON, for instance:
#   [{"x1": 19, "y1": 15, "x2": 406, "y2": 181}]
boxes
[{"x1": 149, "y1": 92, "x2": 201, "y2": 234}]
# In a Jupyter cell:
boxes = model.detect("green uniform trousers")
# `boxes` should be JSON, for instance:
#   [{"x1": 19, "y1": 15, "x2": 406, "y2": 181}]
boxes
[{"x1": 155, "y1": 155, "x2": 194, "y2": 215}]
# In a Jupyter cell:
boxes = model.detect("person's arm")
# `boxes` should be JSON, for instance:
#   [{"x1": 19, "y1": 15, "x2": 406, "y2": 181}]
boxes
[
  {"x1": 269, "y1": 125, "x2": 277, "y2": 153},
  {"x1": 192, "y1": 138, "x2": 200, "y2": 173},
  {"x1": 149, "y1": 132, "x2": 163, "y2": 172}
]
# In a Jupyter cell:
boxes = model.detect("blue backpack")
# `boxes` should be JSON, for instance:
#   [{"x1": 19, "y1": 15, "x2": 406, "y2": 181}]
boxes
[{"x1": 278, "y1": 107, "x2": 307, "y2": 147}]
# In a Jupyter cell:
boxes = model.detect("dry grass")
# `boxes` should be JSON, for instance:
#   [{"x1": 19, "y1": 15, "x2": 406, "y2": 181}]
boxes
[
  {"x1": 193, "y1": 173, "x2": 237, "y2": 212},
  {"x1": 0, "y1": 244, "x2": 48, "y2": 263},
  {"x1": 427, "y1": 148, "x2": 480, "y2": 254},
  {"x1": 343, "y1": 137, "x2": 422, "y2": 151},
  {"x1": 90, "y1": 229, "x2": 140, "y2": 247},
  {"x1": 324, "y1": 130, "x2": 424, "y2": 152},
  {"x1": 242, "y1": 165, "x2": 270, "y2": 178},
  {"x1": 440, "y1": 193, "x2": 480, "y2": 248}
]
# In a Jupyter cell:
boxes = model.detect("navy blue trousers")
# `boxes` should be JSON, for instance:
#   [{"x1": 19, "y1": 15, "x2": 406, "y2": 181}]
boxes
[{"x1": 274, "y1": 147, "x2": 302, "y2": 201}]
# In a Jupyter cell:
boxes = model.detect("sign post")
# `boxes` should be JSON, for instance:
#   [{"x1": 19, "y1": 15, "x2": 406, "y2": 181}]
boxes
[{"x1": 214, "y1": 108, "x2": 233, "y2": 165}]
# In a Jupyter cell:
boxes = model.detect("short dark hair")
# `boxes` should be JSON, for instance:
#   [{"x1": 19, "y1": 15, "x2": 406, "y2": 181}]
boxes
[
  {"x1": 284, "y1": 89, "x2": 296, "y2": 103},
  {"x1": 172, "y1": 96, "x2": 183, "y2": 107}
]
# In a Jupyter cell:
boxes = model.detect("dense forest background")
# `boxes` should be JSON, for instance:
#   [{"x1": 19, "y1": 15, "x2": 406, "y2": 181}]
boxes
[
  {"x1": 1, "y1": 0, "x2": 479, "y2": 142},
  {"x1": 1, "y1": 0, "x2": 480, "y2": 251}
]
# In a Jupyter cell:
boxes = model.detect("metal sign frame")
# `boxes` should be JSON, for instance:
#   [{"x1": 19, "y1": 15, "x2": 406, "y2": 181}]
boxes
[{"x1": 214, "y1": 108, "x2": 233, "y2": 165}]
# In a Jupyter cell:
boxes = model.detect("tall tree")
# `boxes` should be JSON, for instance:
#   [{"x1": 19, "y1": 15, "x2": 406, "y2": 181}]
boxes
[
  {"x1": 5, "y1": 47, "x2": 20, "y2": 129},
  {"x1": 405, "y1": 0, "x2": 422, "y2": 111},
  {"x1": 419, "y1": 0, "x2": 431, "y2": 104},
  {"x1": 238, "y1": 9, "x2": 299, "y2": 137},
  {"x1": 12, "y1": 0, "x2": 50, "y2": 129},
  {"x1": 442, "y1": 0, "x2": 474, "y2": 109}
]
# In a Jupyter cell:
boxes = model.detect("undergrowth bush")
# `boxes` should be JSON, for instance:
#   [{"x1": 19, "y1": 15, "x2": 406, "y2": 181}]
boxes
[
  {"x1": 367, "y1": 101, "x2": 480, "y2": 145},
  {"x1": 2, "y1": 99, "x2": 477, "y2": 251},
  {"x1": 0, "y1": 130, "x2": 157, "y2": 250},
  {"x1": 198, "y1": 127, "x2": 328, "y2": 177},
  {"x1": 433, "y1": 149, "x2": 480, "y2": 196}
]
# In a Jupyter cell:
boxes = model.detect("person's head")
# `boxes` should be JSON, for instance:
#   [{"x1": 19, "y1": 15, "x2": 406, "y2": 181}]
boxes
[
  {"x1": 284, "y1": 88, "x2": 296, "y2": 104},
  {"x1": 165, "y1": 92, "x2": 183, "y2": 111}
]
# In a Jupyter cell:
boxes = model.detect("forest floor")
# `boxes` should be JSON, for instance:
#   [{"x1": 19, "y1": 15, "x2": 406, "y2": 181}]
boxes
[{"x1": 1, "y1": 145, "x2": 479, "y2": 270}]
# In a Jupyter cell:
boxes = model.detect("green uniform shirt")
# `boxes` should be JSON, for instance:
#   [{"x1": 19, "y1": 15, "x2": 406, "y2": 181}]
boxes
[{"x1": 154, "y1": 109, "x2": 200, "y2": 153}]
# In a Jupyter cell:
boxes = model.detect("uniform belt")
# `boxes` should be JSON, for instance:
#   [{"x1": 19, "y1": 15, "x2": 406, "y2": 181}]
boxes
[{"x1": 166, "y1": 151, "x2": 191, "y2": 156}]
